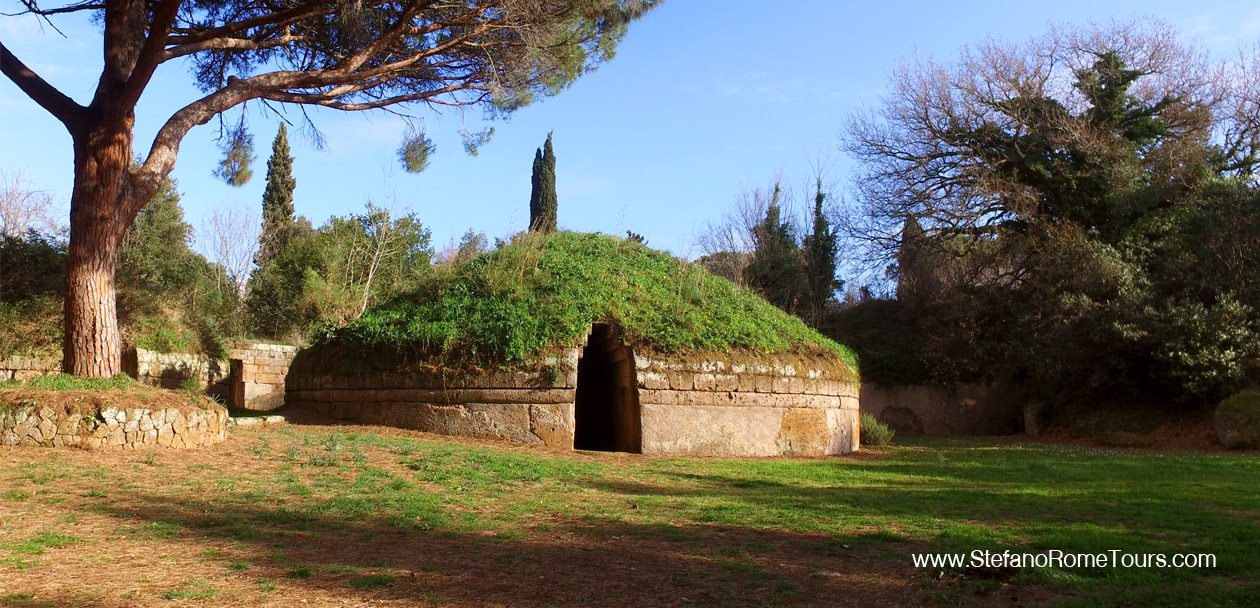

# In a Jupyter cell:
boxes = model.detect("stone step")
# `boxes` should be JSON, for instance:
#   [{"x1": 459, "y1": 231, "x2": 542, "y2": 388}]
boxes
[{"x1": 227, "y1": 415, "x2": 287, "y2": 427}]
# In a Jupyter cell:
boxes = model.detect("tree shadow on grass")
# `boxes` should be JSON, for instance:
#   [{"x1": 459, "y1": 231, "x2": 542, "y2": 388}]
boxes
[
  {"x1": 61, "y1": 490, "x2": 947, "y2": 608},
  {"x1": 579, "y1": 455, "x2": 1260, "y2": 582}
]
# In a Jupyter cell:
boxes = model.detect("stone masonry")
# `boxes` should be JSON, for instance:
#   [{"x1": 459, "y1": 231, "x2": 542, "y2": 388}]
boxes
[
  {"x1": 0, "y1": 402, "x2": 228, "y2": 449},
  {"x1": 286, "y1": 350, "x2": 580, "y2": 446},
  {"x1": 125, "y1": 348, "x2": 230, "y2": 396},
  {"x1": 230, "y1": 343, "x2": 300, "y2": 411},
  {"x1": 633, "y1": 352, "x2": 859, "y2": 457},
  {"x1": 0, "y1": 356, "x2": 61, "y2": 382},
  {"x1": 286, "y1": 336, "x2": 860, "y2": 456},
  {"x1": 860, "y1": 383, "x2": 1023, "y2": 436}
]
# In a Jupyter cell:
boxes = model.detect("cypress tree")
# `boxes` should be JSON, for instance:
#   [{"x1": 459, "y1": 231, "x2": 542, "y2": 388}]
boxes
[
  {"x1": 528, "y1": 132, "x2": 557, "y2": 232},
  {"x1": 257, "y1": 123, "x2": 297, "y2": 265},
  {"x1": 802, "y1": 178, "x2": 840, "y2": 328},
  {"x1": 747, "y1": 183, "x2": 806, "y2": 315}
]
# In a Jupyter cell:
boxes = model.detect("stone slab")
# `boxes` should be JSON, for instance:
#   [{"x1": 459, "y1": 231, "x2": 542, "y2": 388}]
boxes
[{"x1": 640, "y1": 403, "x2": 785, "y2": 457}]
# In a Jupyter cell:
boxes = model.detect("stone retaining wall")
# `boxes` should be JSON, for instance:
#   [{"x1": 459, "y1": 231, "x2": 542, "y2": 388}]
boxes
[
  {"x1": 286, "y1": 350, "x2": 579, "y2": 445},
  {"x1": 286, "y1": 339, "x2": 860, "y2": 456},
  {"x1": 125, "y1": 348, "x2": 230, "y2": 395},
  {"x1": 860, "y1": 383, "x2": 1023, "y2": 436},
  {"x1": 0, "y1": 356, "x2": 61, "y2": 382},
  {"x1": 634, "y1": 352, "x2": 859, "y2": 456},
  {"x1": 230, "y1": 343, "x2": 300, "y2": 411},
  {"x1": 0, "y1": 402, "x2": 228, "y2": 449}
]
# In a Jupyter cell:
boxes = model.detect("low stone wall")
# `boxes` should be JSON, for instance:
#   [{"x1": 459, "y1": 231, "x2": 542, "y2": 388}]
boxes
[
  {"x1": 860, "y1": 383, "x2": 1023, "y2": 436},
  {"x1": 0, "y1": 344, "x2": 298, "y2": 412},
  {"x1": 286, "y1": 350, "x2": 580, "y2": 445},
  {"x1": 0, "y1": 356, "x2": 61, "y2": 382},
  {"x1": 125, "y1": 348, "x2": 230, "y2": 395},
  {"x1": 0, "y1": 401, "x2": 228, "y2": 449},
  {"x1": 634, "y1": 352, "x2": 859, "y2": 457},
  {"x1": 229, "y1": 343, "x2": 300, "y2": 411}
]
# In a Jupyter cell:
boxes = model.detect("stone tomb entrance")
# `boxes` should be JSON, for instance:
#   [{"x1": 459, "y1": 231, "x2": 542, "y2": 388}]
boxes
[
  {"x1": 574, "y1": 323, "x2": 641, "y2": 453},
  {"x1": 286, "y1": 325, "x2": 862, "y2": 456}
]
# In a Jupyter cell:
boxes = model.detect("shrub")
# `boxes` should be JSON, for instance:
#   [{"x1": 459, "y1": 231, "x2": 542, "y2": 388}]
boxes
[
  {"x1": 860, "y1": 412, "x2": 894, "y2": 446},
  {"x1": 130, "y1": 316, "x2": 195, "y2": 353},
  {"x1": 0, "y1": 231, "x2": 67, "y2": 358},
  {"x1": 1214, "y1": 390, "x2": 1260, "y2": 450}
]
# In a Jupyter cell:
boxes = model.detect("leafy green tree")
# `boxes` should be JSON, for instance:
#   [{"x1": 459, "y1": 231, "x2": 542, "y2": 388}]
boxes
[
  {"x1": 2, "y1": 0, "x2": 658, "y2": 376},
  {"x1": 117, "y1": 177, "x2": 235, "y2": 354},
  {"x1": 257, "y1": 123, "x2": 297, "y2": 267},
  {"x1": 245, "y1": 218, "x2": 319, "y2": 340},
  {"x1": 118, "y1": 178, "x2": 200, "y2": 296},
  {"x1": 529, "y1": 132, "x2": 558, "y2": 232},
  {"x1": 320, "y1": 203, "x2": 432, "y2": 318},
  {"x1": 247, "y1": 205, "x2": 432, "y2": 340},
  {"x1": 453, "y1": 229, "x2": 489, "y2": 264}
]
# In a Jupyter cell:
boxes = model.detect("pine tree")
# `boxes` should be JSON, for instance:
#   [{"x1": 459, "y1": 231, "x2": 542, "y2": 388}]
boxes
[
  {"x1": 529, "y1": 132, "x2": 557, "y2": 232},
  {"x1": 257, "y1": 123, "x2": 297, "y2": 266}
]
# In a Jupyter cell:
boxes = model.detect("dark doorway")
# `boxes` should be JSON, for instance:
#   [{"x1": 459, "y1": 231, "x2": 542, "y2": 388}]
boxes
[{"x1": 574, "y1": 323, "x2": 641, "y2": 453}]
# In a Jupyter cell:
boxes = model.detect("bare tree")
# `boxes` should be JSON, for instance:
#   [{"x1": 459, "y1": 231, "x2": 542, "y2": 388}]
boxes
[
  {"x1": 0, "y1": 169, "x2": 60, "y2": 237},
  {"x1": 352, "y1": 200, "x2": 410, "y2": 315},
  {"x1": 696, "y1": 177, "x2": 799, "y2": 286},
  {"x1": 842, "y1": 19, "x2": 1260, "y2": 263},
  {"x1": 198, "y1": 202, "x2": 260, "y2": 298}
]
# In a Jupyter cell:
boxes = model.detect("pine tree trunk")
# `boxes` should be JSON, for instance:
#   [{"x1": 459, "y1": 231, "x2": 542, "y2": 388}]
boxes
[{"x1": 63, "y1": 123, "x2": 136, "y2": 377}]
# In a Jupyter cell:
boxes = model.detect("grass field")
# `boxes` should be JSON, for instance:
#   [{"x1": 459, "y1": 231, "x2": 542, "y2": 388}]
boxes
[{"x1": 1, "y1": 419, "x2": 1257, "y2": 607}]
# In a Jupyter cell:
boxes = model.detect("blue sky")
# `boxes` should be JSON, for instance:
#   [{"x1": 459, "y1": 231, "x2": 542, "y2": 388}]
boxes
[{"x1": 3, "y1": 1, "x2": 1259, "y2": 260}]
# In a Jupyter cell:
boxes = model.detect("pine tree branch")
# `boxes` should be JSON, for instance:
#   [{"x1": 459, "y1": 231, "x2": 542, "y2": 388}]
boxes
[
  {"x1": 160, "y1": 34, "x2": 308, "y2": 62},
  {"x1": 118, "y1": 0, "x2": 181, "y2": 108},
  {"x1": 0, "y1": 41, "x2": 87, "y2": 133},
  {"x1": 2, "y1": 1, "x2": 103, "y2": 17}
]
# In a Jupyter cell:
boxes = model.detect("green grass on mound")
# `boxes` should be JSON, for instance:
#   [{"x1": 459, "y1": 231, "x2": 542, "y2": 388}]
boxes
[
  {"x1": 0, "y1": 374, "x2": 137, "y2": 391},
  {"x1": 331, "y1": 232, "x2": 856, "y2": 371}
]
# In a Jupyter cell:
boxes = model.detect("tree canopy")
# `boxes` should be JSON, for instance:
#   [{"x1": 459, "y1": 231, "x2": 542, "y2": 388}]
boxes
[
  {"x1": 1, "y1": 0, "x2": 659, "y2": 376},
  {"x1": 845, "y1": 20, "x2": 1259, "y2": 254},
  {"x1": 839, "y1": 20, "x2": 1260, "y2": 403}
]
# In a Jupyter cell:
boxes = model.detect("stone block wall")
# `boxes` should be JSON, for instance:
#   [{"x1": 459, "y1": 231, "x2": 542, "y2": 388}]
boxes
[
  {"x1": 634, "y1": 352, "x2": 860, "y2": 457},
  {"x1": 860, "y1": 383, "x2": 1024, "y2": 436},
  {"x1": 285, "y1": 344, "x2": 861, "y2": 456},
  {"x1": 229, "y1": 343, "x2": 300, "y2": 411},
  {"x1": 0, "y1": 402, "x2": 228, "y2": 449},
  {"x1": 125, "y1": 348, "x2": 230, "y2": 395},
  {"x1": 0, "y1": 356, "x2": 61, "y2": 382},
  {"x1": 286, "y1": 350, "x2": 580, "y2": 446}
]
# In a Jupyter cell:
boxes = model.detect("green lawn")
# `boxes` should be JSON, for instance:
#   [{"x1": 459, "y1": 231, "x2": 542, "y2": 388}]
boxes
[{"x1": 1, "y1": 427, "x2": 1257, "y2": 607}]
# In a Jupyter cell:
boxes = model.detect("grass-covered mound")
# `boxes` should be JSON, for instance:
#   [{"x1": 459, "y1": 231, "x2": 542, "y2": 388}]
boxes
[{"x1": 323, "y1": 231, "x2": 856, "y2": 372}]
